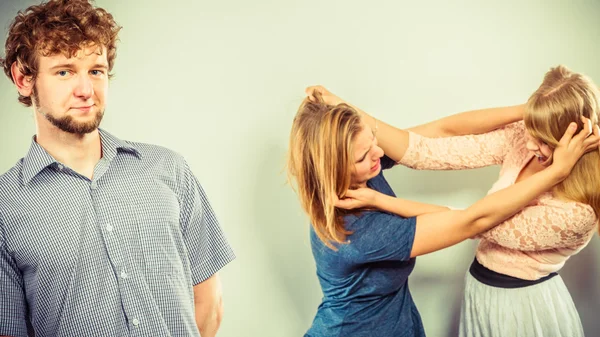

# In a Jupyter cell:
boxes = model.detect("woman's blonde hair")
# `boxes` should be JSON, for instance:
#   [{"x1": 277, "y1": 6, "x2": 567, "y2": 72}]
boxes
[
  {"x1": 525, "y1": 65, "x2": 600, "y2": 230},
  {"x1": 287, "y1": 93, "x2": 363, "y2": 249}
]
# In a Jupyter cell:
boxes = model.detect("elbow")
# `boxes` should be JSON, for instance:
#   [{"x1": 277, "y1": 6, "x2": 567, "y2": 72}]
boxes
[
  {"x1": 438, "y1": 125, "x2": 455, "y2": 138},
  {"x1": 470, "y1": 215, "x2": 496, "y2": 236},
  {"x1": 431, "y1": 121, "x2": 456, "y2": 137},
  {"x1": 457, "y1": 210, "x2": 490, "y2": 237}
]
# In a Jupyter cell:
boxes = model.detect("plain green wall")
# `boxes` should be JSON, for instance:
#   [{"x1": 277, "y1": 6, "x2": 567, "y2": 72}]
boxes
[{"x1": 1, "y1": 1, "x2": 600, "y2": 336}]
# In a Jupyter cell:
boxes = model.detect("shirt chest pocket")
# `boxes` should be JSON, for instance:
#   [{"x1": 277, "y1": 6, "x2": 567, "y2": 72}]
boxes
[
  {"x1": 136, "y1": 219, "x2": 187, "y2": 277},
  {"x1": 127, "y1": 181, "x2": 187, "y2": 278}
]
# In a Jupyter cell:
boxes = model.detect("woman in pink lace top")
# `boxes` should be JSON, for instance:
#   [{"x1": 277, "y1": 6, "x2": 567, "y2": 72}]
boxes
[
  {"x1": 400, "y1": 120, "x2": 597, "y2": 281},
  {"x1": 307, "y1": 65, "x2": 600, "y2": 337}
]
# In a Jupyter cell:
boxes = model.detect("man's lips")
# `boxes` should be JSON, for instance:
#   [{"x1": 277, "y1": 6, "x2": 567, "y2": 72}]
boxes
[{"x1": 71, "y1": 105, "x2": 94, "y2": 113}]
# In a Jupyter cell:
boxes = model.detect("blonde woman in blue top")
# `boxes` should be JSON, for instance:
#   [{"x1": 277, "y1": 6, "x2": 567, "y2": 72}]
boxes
[{"x1": 286, "y1": 92, "x2": 598, "y2": 337}]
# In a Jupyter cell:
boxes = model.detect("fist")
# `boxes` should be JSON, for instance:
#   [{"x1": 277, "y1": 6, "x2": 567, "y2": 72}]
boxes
[{"x1": 305, "y1": 85, "x2": 344, "y2": 106}]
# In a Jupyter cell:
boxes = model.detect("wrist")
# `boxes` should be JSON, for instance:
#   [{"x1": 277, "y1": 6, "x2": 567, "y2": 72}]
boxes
[
  {"x1": 546, "y1": 165, "x2": 569, "y2": 184},
  {"x1": 370, "y1": 190, "x2": 384, "y2": 208}
]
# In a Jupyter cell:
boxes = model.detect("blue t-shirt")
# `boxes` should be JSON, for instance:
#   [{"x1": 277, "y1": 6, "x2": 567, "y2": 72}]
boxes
[{"x1": 305, "y1": 156, "x2": 425, "y2": 337}]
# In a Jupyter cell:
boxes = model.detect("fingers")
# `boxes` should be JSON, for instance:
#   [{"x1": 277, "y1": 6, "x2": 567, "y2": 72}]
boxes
[
  {"x1": 583, "y1": 144, "x2": 600, "y2": 154},
  {"x1": 334, "y1": 193, "x2": 350, "y2": 208},
  {"x1": 582, "y1": 125, "x2": 600, "y2": 148},
  {"x1": 558, "y1": 122, "x2": 578, "y2": 147},
  {"x1": 305, "y1": 85, "x2": 331, "y2": 101},
  {"x1": 583, "y1": 135, "x2": 600, "y2": 152},
  {"x1": 305, "y1": 85, "x2": 325, "y2": 94},
  {"x1": 593, "y1": 125, "x2": 600, "y2": 150},
  {"x1": 335, "y1": 189, "x2": 352, "y2": 209},
  {"x1": 580, "y1": 115, "x2": 593, "y2": 137},
  {"x1": 588, "y1": 118, "x2": 594, "y2": 137},
  {"x1": 572, "y1": 117, "x2": 590, "y2": 143},
  {"x1": 567, "y1": 117, "x2": 594, "y2": 147},
  {"x1": 335, "y1": 197, "x2": 357, "y2": 210},
  {"x1": 305, "y1": 86, "x2": 316, "y2": 102},
  {"x1": 344, "y1": 189, "x2": 358, "y2": 199},
  {"x1": 570, "y1": 118, "x2": 600, "y2": 153},
  {"x1": 334, "y1": 198, "x2": 349, "y2": 208}
]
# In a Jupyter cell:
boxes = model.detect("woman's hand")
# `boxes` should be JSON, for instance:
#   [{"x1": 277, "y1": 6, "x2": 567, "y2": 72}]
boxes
[
  {"x1": 550, "y1": 116, "x2": 600, "y2": 179},
  {"x1": 334, "y1": 188, "x2": 379, "y2": 210},
  {"x1": 305, "y1": 85, "x2": 345, "y2": 106}
]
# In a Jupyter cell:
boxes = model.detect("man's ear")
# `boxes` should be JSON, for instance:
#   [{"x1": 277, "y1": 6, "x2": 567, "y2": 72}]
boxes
[{"x1": 11, "y1": 61, "x2": 34, "y2": 97}]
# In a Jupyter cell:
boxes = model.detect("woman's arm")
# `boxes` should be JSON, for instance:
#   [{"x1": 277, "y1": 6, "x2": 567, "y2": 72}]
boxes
[
  {"x1": 336, "y1": 189, "x2": 449, "y2": 217},
  {"x1": 407, "y1": 105, "x2": 525, "y2": 137},
  {"x1": 338, "y1": 119, "x2": 599, "y2": 257},
  {"x1": 399, "y1": 128, "x2": 514, "y2": 170},
  {"x1": 306, "y1": 85, "x2": 523, "y2": 162},
  {"x1": 411, "y1": 121, "x2": 598, "y2": 257}
]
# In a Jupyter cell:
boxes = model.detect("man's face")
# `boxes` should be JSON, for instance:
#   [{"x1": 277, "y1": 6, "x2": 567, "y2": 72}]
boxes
[{"x1": 32, "y1": 45, "x2": 109, "y2": 135}]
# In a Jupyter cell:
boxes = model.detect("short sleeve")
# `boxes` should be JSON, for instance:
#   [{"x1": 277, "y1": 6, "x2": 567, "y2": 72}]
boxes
[
  {"x1": 0, "y1": 218, "x2": 29, "y2": 337},
  {"x1": 177, "y1": 160, "x2": 236, "y2": 285},
  {"x1": 344, "y1": 212, "x2": 416, "y2": 263}
]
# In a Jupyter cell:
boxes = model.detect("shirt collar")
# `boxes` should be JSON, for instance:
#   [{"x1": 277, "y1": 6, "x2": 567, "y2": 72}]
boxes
[{"x1": 21, "y1": 128, "x2": 142, "y2": 185}]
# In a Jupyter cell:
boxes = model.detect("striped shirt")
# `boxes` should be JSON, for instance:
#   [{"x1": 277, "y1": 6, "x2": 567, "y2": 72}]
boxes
[{"x1": 0, "y1": 129, "x2": 235, "y2": 337}]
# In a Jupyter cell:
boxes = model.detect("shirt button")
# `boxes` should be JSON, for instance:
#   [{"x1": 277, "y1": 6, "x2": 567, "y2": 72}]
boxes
[
  {"x1": 132, "y1": 318, "x2": 140, "y2": 326},
  {"x1": 57, "y1": 164, "x2": 64, "y2": 171},
  {"x1": 90, "y1": 181, "x2": 97, "y2": 189},
  {"x1": 106, "y1": 224, "x2": 114, "y2": 232},
  {"x1": 120, "y1": 270, "x2": 128, "y2": 279}
]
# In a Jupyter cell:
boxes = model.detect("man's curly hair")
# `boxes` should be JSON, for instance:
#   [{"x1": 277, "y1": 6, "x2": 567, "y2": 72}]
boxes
[{"x1": 0, "y1": 0, "x2": 121, "y2": 106}]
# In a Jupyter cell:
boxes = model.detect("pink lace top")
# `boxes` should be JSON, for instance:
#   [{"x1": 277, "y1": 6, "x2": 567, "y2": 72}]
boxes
[{"x1": 399, "y1": 121, "x2": 598, "y2": 280}]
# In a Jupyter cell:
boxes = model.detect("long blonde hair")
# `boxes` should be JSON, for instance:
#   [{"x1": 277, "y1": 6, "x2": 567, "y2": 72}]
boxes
[
  {"x1": 525, "y1": 65, "x2": 600, "y2": 230},
  {"x1": 287, "y1": 93, "x2": 364, "y2": 249}
]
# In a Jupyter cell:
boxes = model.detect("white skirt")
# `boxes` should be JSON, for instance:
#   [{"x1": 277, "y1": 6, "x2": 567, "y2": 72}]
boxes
[{"x1": 459, "y1": 271, "x2": 584, "y2": 337}]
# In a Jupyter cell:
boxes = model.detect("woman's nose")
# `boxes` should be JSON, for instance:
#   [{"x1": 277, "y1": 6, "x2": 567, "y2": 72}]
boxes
[{"x1": 526, "y1": 140, "x2": 539, "y2": 152}]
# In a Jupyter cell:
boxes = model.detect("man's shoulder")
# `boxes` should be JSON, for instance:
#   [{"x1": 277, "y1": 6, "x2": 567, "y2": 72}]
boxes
[
  {"x1": 0, "y1": 159, "x2": 25, "y2": 188},
  {"x1": 122, "y1": 139, "x2": 186, "y2": 164},
  {"x1": 0, "y1": 160, "x2": 26, "y2": 215}
]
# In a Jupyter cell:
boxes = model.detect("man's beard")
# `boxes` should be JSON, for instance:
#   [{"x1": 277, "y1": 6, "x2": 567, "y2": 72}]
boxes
[{"x1": 33, "y1": 91, "x2": 104, "y2": 135}]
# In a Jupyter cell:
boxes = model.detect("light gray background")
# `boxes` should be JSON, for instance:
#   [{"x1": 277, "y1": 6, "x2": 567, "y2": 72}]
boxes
[{"x1": 1, "y1": 0, "x2": 599, "y2": 336}]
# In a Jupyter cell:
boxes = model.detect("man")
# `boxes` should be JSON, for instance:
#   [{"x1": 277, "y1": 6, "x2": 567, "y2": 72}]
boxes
[{"x1": 0, "y1": 1, "x2": 235, "y2": 336}]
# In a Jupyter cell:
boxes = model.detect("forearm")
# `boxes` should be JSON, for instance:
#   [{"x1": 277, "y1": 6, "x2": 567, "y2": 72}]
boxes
[
  {"x1": 342, "y1": 101, "x2": 523, "y2": 163},
  {"x1": 195, "y1": 300, "x2": 222, "y2": 337},
  {"x1": 464, "y1": 167, "x2": 564, "y2": 235},
  {"x1": 319, "y1": 85, "x2": 522, "y2": 162},
  {"x1": 410, "y1": 167, "x2": 564, "y2": 257},
  {"x1": 375, "y1": 194, "x2": 450, "y2": 217},
  {"x1": 193, "y1": 274, "x2": 223, "y2": 337},
  {"x1": 408, "y1": 104, "x2": 525, "y2": 138}
]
